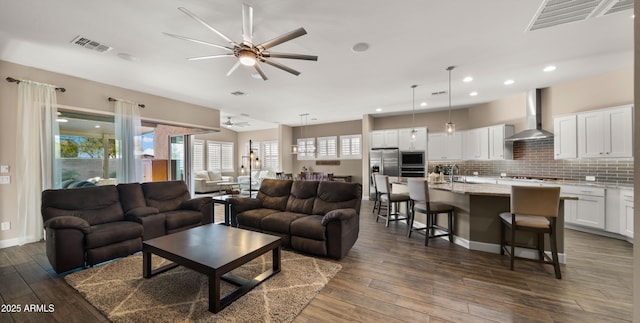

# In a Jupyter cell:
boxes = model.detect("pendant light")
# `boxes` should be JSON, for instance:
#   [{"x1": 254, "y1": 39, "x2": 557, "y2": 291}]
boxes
[
  {"x1": 445, "y1": 66, "x2": 456, "y2": 135},
  {"x1": 409, "y1": 84, "x2": 418, "y2": 144},
  {"x1": 290, "y1": 114, "x2": 304, "y2": 154}
]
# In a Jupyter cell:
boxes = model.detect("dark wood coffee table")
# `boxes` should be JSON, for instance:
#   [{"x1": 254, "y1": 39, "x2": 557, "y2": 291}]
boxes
[{"x1": 142, "y1": 224, "x2": 282, "y2": 313}]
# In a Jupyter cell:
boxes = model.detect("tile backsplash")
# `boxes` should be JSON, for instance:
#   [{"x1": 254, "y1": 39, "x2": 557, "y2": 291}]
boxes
[{"x1": 428, "y1": 138, "x2": 634, "y2": 185}]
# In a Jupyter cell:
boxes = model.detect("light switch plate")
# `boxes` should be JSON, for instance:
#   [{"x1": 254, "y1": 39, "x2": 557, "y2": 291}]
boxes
[
  {"x1": 0, "y1": 176, "x2": 10, "y2": 184},
  {"x1": 586, "y1": 176, "x2": 596, "y2": 181},
  {"x1": 0, "y1": 165, "x2": 8, "y2": 173},
  {"x1": 0, "y1": 222, "x2": 9, "y2": 231}
]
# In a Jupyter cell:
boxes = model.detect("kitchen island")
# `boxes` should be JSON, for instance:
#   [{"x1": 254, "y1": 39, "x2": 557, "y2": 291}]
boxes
[{"x1": 393, "y1": 181, "x2": 575, "y2": 263}]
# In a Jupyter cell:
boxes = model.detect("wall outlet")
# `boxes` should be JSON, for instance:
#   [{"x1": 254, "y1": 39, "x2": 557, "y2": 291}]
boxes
[
  {"x1": 0, "y1": 222, "x2": 9, "y2": 231},
  {"x1": 473, "y1": 171, "x2": 479, "y2": 176},
  {"x1": 585, "y1": 176, "x2": 596, "y2": 182},
  {"x1": 0, "y1": 176, "x2": 9, "y2": 184},
  {"x1": 0, "y1": 165, "x2": 8, "y2": 173},
  {"x1": 500, "y1": 172, "x2": 507, "y2": 177}
]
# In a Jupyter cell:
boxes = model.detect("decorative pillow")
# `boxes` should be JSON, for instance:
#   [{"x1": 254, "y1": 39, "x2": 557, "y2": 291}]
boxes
[
  {"x1": 194, "y1": 170, "x2": 210, "y2": 180},
  {"x1": 208, "y1": 170, "x2": 223, "y2": 181}
]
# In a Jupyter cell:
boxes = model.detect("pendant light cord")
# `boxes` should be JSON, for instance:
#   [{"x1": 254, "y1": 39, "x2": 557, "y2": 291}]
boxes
[
  {"x1": 447, "y1": 66, "x2": 454, "y2": 123},
  {"x1": 411, "y1": 84, "x2": 417, "y2": 129}
]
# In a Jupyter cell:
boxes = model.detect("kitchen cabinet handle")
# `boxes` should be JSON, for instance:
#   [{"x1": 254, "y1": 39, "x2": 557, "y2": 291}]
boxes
[{"x1": 581, "y1": 198, "x2": 599, "y2": 202}]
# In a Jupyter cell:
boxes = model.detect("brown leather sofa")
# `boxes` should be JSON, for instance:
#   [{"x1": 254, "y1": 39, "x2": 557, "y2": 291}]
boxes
[
  {"x1": 41, "y1": 181, "x2": 212, "y2": 273},
  {"x1": 230, "y1": 179, "x2": 362, "y2": 259}
]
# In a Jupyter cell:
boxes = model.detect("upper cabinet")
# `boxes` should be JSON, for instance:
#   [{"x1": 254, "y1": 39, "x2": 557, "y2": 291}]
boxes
[
  {"x1": 398, "y1": 127, "x2": 427, "y2": 151},
  {"x1": 488, "y1": 125, "x2": 514, "y2": 160},
  {"x1": 553, "y1": 115, "x2": 577, "y2": 159},
  {"x1": 577, "y1": 105, "x2": 633, "y2": 158},
  {"x1": 428, "y1": 132, "x2": 462, "y2": 161},
  {"x1": 462, "y1": 127, "x2": 489, "y2": 160},
  {"x1": 370, "y1": 129, "x2": 399, "y2": 148}
]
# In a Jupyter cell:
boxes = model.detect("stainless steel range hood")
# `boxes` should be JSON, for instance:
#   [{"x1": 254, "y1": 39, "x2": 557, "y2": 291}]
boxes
[{"x1": 504, "y1": 89, "x2": 554, "y2": 142}]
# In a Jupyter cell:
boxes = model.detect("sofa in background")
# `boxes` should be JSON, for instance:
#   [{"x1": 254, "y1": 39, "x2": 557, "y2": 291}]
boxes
[
  {"x1": 230, "y1": 179, "x2": 362, "y2": 259},
  {"x1": 194, "y1": 170, "x2": 233, "y2": 193},
  {"x1": 237, "y1": 170, "x2": 275, "y2": 194},
  {"x1": 41, "y1": 180, "x2": 212, "y2": 273}
]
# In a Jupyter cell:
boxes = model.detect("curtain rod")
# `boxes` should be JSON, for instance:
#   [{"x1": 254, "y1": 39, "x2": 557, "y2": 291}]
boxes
[
  {"x1": 5, "y1": 77, "x2": 66, "y2": 92},
  {"x1": 108, "y1": 97, "x2": 145, "y2": 108}
]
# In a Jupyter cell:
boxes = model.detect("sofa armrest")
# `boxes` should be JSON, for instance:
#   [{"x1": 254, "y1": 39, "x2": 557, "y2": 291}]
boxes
[
  {"x1": 125, "y1": 207, "x2": 159, "y2": 218},
  {"x1": 221, "y1": 176, "x2": 233, "y2": 182},
  {"x1": 180, "y1": 196, "x2": 212, "y2": 211},
  {"x1": 321, "y1": 208, "x2": 358, "y2": 226},
  {"x1": 229, "y1": 197, "x2": 262, "y2": 213},
  {"x1": 44, "y1": 216, "x2": 91, "y2": 234}
]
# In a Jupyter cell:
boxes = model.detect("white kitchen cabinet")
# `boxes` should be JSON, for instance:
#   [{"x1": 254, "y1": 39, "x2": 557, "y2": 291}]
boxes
[
  {"x1": 428, "y1": 132, "x2": 462, "y2": 161},
  {"x1": 620, "y1": 189, "x2": 634, "y2": 238},
  {"x1": 462, "y1": 128, "x2": 489, "y2": 160},
  {"x1": 488, "y1": 125, "x2": 514, "y2": 160},
  {"x1": 553, "y1": 115, "x2": 577, "y2": 159},
  {"x1": 398, "y1": 127, "x2": 427, "y2": 151},
  {"x1": 562, "y1": 186, "x2": 605, "y2": 229},
  {"x1": 370, "y1": 129, "x2": 399, "y2": 148},
  {"x1": 577, "y1": 105, "x2": 633, "y2": 158}
]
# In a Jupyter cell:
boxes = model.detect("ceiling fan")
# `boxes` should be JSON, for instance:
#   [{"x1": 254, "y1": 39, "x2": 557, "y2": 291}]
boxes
[
  {"x1": 164, "y1": 4, "x2": 318, "y2": 80},
  {"x1": 223, "y1": 116, "x2": 250, "y2": 128}
]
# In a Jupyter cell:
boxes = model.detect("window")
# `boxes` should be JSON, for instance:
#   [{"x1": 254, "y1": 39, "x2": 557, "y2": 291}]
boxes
[
  {"x1": 192, "y1": 139, "x2": 205, "y2": 171},
  {"x1": 207, "y1": 141, "x2": 234, "y2": 172},
  {"x1": 296, "y1": 138, "x2": 315, "y2": 160},
  {"x1": 317, "y1": 136, "x2": 337, "y2": 159},
  {"x1": 262, "y1": 141, "x2": 279, "y2": 171},
  {"x1": 340, "y1": 134, "x2": 362, "y2": 159}
]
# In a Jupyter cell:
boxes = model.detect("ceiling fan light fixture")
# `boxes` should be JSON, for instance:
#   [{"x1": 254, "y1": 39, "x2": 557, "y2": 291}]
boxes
[{"x1": 238, "y1": 50, "x2": 257, "y2": 66}]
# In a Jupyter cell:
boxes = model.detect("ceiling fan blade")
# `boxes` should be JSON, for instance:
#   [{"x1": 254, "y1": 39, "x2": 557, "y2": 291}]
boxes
[
  {"x1": 241, "y1": 4, "x2": 253, "y2": 44},
  {"x1": 257, "y1": 27, "x2": 307, "y2": 51},
  {"x1": 261, "y1": 58, "x2": 300, "y2": 76},
  {"x1": 178, "y1": 7, "x2": 237, "y2": 46},
  {"x1": 188, "y1": 54, "x2": 234, "y2": 61},
  {"x1": 226, "y1": 61, "x2": 242, "y2": 76},
  {"x1": 263, "y1": 52, "x2": 318, "y2": 61},
  {"x1": 253, "y1": 63, "x2": 268, "y2": 80},
  {"x1": 163, "y1": 32, "x2": 233, "y2": 51}
]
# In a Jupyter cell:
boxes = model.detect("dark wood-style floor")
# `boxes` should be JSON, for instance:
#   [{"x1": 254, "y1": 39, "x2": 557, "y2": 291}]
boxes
[{"x1": 0, "y1": 201, "x2": 633, "y2": 322}]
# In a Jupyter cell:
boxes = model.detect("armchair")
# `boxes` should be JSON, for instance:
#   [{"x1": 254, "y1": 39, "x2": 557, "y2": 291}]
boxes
[{"x1": 193, "y1": 170, "x2": 233, "y2": 193}]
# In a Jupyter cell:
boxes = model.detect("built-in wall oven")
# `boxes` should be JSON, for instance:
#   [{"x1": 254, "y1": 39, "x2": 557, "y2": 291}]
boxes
[{"x1": 400, "y1": 151, "x2": 425, "y2": 177}]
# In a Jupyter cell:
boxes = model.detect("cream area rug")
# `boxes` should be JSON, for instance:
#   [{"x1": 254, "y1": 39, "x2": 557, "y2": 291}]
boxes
[{"x1": 65, "y1": 250, "x2": 341, "y2": 322}]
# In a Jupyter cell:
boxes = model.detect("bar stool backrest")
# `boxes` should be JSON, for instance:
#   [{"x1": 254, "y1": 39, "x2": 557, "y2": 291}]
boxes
[
  {"x1": 510, "y1": 186, "x2": 560, "y2": 218},
  {"x1": 407, "y1": 178, "x2": 430, "y2": 203},
  {"x1": 374, "y1": 174, "x2": 390, "y2": 195}
]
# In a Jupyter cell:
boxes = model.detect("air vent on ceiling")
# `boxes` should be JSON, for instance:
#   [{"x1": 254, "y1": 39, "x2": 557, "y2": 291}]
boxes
[
  {"x1": 527, "y1": 0, "x2": 633, "y2": 31},
  {"x1": 70, "y1": 36, "x2": 113, "y2": 53},
  {"x1": 431, "y1": 90, "x2": 447, "y2": 96},
  {"x1": 230, "y1": 91, "x2": 246, "y2": 96}
]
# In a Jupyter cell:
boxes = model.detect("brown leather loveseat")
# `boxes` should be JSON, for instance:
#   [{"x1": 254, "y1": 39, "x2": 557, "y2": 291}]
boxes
[
  {"x1": 230, "y1": 179, "x2": 362, "y2": 259},
  {"x1": 41, "y1": 180, "x2": 211, "y2": 273}
]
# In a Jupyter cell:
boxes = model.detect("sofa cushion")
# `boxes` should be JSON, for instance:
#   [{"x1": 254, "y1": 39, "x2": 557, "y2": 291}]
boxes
[
  {"x1": 286, "y1": 181, "x2": 318, "y2": 214},
  {"x1": 85, "y1": 221, "x2": 143, "y2": 249},
  {"x1": 257, "y1": 179, "x2": 293, "y2": 211},
  {"x1": 141, "y1": 181, "x2": 190, "y2": 213},
  {"x1": 164, "y1": 210, "x2": 202, "y2": 231},
  {"x1": 117, "y1": 182, "x2": 147, "y2": 213},
  {"x1": 261, "y1": 211, "x2": 308, "y2": 234},
  {"x1": 290, "y1": 215, "x2": 326, "y2": 240},
  {"x1": 41, "y1": 185, "x2": 124, "y2": 225},
  {"x1": 237, "y1": 208, "x2": 281, "y2": 229},
  {"x1": 208, "y1": 171, "x2": 223, "y2": 181},
  {"x1": 312, "y1": 182, "x2": 362, "y2": 215},
  {"x1": 194, "y1": 170, "x2": 210, "y2": 180}
]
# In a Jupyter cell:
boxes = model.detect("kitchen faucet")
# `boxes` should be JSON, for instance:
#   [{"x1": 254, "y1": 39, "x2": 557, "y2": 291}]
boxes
[{"x1": 451, "y1": 164, "x2": 460, "y2": 187}]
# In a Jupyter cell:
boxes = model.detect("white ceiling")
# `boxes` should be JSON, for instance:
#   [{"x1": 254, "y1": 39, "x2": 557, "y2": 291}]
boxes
[{"x1": 0, "y1": 0, "x2": 634, "y2": 132}]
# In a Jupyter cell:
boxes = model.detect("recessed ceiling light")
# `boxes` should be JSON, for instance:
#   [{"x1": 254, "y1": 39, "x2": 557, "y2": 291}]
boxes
[
  {"x1": 352, "y1": 42, "x2": 370, "y2": 52},
  {"x1": 375, "y1": 108, "x2": 382, "y2": 112},
  {"x1": 504, "y1": 79, "x2": 515, "y2": 85},
  {"x1": 469, "y1": 91, "x2": 478, "y2": 96},
  {"x1": 463, "y1": 76, "x2": 473, "y2": 83},
  {"x1": 117, "y1": 53, "x2": 137, "y2": 61},
  {"x1": 94, "y1": 125, "x2": 101, "y2": 128},
  {"x1": 420, "y1": 102, "x2": 427, "y2": 107},
  {"x1": 543, "y1": 65, "x2": 556, "y2": 72}
]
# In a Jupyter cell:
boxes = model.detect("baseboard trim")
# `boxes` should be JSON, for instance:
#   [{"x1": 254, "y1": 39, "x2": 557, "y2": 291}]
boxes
[{"x1": 0, "y1": 238, "x2": 20, "y2": 249}]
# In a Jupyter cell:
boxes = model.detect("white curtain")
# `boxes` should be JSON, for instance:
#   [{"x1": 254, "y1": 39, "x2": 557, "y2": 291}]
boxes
[
  {"x1": 16, "y1": 80, "x2": 59, "y2": 245},
  {"x1": 115, "y1": 100, "x2": 143, "y2": 183}
]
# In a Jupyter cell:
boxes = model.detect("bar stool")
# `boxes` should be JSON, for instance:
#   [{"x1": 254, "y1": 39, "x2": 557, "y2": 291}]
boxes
[
  {"x1": 499, "y1": 185, "x2": 562, "y2": 279},
  {"x1": 374, "y1": 174, "x2": 410, "y2": 227},
  {"x1": 407, "y1": 178, "x2": 455, "y2": 246},
  {"x1": 371, "y1": 172, "x2": 386, "y2": 215}
]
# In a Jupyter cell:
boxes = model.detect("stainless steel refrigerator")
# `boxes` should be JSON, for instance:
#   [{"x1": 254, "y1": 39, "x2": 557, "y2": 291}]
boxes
[{"x1": 369, "y1": 148, "x2": 399, "y2": 199}]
